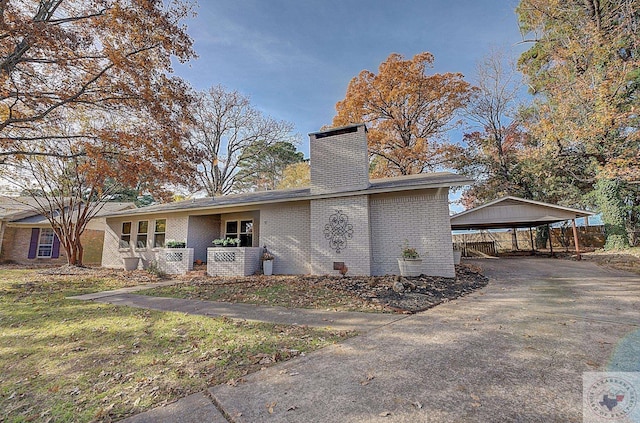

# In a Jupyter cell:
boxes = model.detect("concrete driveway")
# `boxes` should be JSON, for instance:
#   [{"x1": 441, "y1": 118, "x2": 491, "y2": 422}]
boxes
[{"x1": 210, "y1": 257, "x2": 640, "y2": 422}]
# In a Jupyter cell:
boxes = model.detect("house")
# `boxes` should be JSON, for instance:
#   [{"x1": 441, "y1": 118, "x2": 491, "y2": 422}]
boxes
[
  {"x1": 101, "y1": 124, "x2": 471, "y2": 277},
  {"x1": 0, "y1": 197, "x2": 135, "y2": 265}
]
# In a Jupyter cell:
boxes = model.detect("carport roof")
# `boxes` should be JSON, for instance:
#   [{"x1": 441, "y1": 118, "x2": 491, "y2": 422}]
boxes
[{"x1": 450, "y1": 196, "x2": 594, "y2": 230}]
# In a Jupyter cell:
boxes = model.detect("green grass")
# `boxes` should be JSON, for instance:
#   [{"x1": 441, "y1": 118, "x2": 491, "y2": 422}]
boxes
[{"x1": 0, "y1": 268, "x2": 354, "y2": 422}]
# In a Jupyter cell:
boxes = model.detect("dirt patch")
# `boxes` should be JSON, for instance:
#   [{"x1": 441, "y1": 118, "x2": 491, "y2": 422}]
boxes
[{"x1": 581, "y1": 248, "x2": 640, "y2": 274}]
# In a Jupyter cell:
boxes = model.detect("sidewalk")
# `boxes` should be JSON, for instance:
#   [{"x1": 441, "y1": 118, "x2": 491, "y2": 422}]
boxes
[{"x1": 69, "y1": 285, "x2": 405, "y2": 332}]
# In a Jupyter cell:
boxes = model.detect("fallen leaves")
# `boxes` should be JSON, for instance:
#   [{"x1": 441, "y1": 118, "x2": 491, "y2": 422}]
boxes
[
  {"x1": 360, "y1": 373, "x2": 376, "y2": 386},
  {"x1": 266, "y1": 401, "x2": 277, "y2": 414},
  {"x1": 149, "y1": 265, "x2": 489, "y2": 314}
]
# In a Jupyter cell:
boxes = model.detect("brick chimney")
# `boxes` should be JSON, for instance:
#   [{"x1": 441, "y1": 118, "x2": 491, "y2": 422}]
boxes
[{"x1": 309, "y1": 124, "x2": 370, "y2": 195}]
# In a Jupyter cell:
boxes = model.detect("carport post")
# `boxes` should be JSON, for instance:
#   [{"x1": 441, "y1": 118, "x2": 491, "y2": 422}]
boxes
[
  {"x1": 529, "y1": 227, "x2": 535, "y2": 255},
  {"x1": 547, "y1": 224, "x2": 554, "y2": 257},
  {"x1": 571, "y1": 219, "x2": 581, "y2": 261}
]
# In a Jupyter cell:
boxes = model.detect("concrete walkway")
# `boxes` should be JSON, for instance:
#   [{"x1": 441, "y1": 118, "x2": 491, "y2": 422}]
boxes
[
  {"x1": 88, "y1": 258, "x2": 640, "y2": 423},
  {"x1": 71, "y1": 291, "x2": 405, "y2": 333}
]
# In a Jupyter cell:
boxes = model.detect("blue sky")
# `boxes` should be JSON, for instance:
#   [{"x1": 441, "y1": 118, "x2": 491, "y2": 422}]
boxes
[{"x1": 174, "y1": 0, "x2": 527, "y2": 158}]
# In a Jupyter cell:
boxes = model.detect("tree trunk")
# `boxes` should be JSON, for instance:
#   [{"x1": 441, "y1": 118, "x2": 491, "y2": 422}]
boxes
[{"x1": 61, "y1": 234, "x2": 84, "y2": 266}]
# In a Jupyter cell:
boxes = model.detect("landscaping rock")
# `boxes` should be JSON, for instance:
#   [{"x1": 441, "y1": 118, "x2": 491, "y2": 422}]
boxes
[{"x1": 392, "y1": 281, "x2": 405, "y2": 293}]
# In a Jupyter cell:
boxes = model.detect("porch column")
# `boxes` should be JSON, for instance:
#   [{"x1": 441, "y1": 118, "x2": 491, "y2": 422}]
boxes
[{"x1": 571, "y1": 218, "x2": 581, "y2": 261}]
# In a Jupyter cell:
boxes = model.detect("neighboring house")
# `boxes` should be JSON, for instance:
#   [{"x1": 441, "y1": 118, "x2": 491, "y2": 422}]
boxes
[
  {"x1": 0, "y1": 198, "x2": 135, "y2": 265},
  {"x1": 102, "y1": 124, "x2": 471, "y2": 277}
]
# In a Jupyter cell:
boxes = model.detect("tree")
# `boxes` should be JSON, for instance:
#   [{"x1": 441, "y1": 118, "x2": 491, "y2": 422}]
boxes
[
  {"x1": 277, "y1": 161, "x2": 310, "y2": 189},
  {"x1": 233, "y1": 140, "x2": 304, "y2": 192},
  {"x1": 448, "y1": 51, "x2": 535, "y2": 207},
  {"x1": 332, "y1": 52, "x2": 473, "y2": 177},
  {"x1": 517, "y1": 0, "x2": 640, "y2": 244},
  {"x1": 0, "y1": 0, "x2": 196, "y2": 265},
  {"x1": 186, "y1": 85, "x2": 298, "y2": 196}
]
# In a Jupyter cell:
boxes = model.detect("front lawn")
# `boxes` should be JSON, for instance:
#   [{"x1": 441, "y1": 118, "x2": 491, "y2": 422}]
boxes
[{"x1": 0, "y1": 267, "x2": 353, "y2": 422}]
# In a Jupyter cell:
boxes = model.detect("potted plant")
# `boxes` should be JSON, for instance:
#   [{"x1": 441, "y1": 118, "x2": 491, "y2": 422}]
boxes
[
  {"x1": 165, "y1": 240, "x2": 186, "y2": 248},
  {"x1": 212, "y1": 237, "x2": 241, "y2": 247},
  {"x1": 261, "y1": 246, "x2": 275, "y2": 276},
  {"x1": 397, "y1": 241, "x2": 423, "y2": 277}
]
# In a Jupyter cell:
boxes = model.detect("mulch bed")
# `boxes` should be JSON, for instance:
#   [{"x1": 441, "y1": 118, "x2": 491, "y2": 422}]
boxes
[
  {"x1": 316, "y1": 265, "x2": 489, "y2": 313},
  {"x1": 176, "y1": 264, "x2": 489, "y2": 314}
]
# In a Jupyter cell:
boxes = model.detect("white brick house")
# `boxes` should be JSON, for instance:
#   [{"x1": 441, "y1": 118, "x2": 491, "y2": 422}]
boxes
[{"x1": 101, "y1": 124, "x2": 470, "y2": 277}]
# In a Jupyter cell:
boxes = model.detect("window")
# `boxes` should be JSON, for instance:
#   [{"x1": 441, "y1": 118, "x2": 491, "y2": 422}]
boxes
[
  {"x1": 225, "y1": 219, "x2": 253, "y2": 246},
  {"x1": 120, "y1": 222, "x2": 132, "y2": 248},
  {"x1": 37, "y1": 228, "x2": 55, "y2": 258},
  {"x1": 136, "y1": 220, "x2": 148, "y2": 248},
  {"x1": 154, "y1": 219, "x2": 166, "y2": 248}
]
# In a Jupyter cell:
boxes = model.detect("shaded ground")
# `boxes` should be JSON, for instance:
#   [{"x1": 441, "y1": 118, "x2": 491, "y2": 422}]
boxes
[{"x1": 143, "y1": 264, "x2": 488, "y2": 314}]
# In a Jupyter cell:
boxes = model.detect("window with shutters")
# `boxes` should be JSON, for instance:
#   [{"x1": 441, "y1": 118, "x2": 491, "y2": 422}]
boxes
[{"x1": 37, "y1": 228, "x2": 55, "y2": 258}]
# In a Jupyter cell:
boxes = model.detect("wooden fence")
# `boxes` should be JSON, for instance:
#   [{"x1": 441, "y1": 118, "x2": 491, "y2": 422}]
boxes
[{"x1": 453, "y1": 241, "x2": 498, "y2": 257}]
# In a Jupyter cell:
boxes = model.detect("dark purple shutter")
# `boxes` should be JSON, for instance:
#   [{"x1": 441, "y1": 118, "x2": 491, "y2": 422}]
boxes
[
  {"x1": 28, "y1": 228, "x2": 39, "y2": 259},
  {"x1": 52, "y1": 234, "x2": 60, "y2": 259}
]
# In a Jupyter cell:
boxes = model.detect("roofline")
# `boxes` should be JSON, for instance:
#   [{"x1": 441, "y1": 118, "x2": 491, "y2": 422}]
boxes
[
  {"x1": 308, "y1": 123, "x2": 366, "y2": 137},
  {"x1": 450, "y1": 196, "x2": 594, "y2": 221},
  {"x1": 104, "y1": 179, "x2": 470, "y2": 219},
  {"x1": 7, "y1": 222, "x2": 53, "y2": 228}
]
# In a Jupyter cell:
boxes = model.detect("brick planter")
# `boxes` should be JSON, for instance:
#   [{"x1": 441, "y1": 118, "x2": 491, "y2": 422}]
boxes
[
  {"x1": 207, "y1": 247, "x2": 261, "y2": 276},
  {"x1": 159, "y1": 248, "x2": 194, "y2": 275}
]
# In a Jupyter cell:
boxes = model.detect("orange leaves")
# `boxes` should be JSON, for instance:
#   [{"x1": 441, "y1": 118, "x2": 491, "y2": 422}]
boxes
[{"x1": 332, "y1": 52, "x2": 472, "y2": 176}]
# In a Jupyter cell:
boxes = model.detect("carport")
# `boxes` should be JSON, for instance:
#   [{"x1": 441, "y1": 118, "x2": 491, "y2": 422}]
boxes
[{"x1": 450, "y1": 196, "x2": 594, "y2": 259}]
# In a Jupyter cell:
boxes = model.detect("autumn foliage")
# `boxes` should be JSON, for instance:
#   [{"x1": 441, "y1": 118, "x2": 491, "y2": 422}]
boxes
[
  {"x1": 0, "y1": 0, "x2": 196, "y2": 265},
  {"x1": 332, "y1": 52, "x2": 472, "y2": 177}
]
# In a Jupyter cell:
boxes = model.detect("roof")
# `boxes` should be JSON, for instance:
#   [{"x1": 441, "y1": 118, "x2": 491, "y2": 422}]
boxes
[
  {"x1": 450, "y1": 196, "x2": 594, "y2": 230},
  {"x1": 0, "y1": 196, "x2": 49, "y2": 221},
  {"x1": 104, "y1": 172, "x2": 472, "y2": 219},
  {"x1": 8, "y1": 202, "x2": 136, "y2": 226}
]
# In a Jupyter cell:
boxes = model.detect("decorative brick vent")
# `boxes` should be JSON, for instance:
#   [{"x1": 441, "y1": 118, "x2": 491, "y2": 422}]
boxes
[
  {"x1": 165, "y1": 251, "x2": 183, "y2": 262},
  {"x1": 214, "y1": 252, "x2": 236, "y2": 262}
]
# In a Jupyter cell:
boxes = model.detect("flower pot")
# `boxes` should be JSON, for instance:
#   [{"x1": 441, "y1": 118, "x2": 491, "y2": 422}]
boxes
[
  {"x1": 123, "y1": 257, "x2": 140, "y2": 271},
  {"x1": 453, "y1": 250, "x2": 462, "y2": 265},
  {"x1": 397, "y1": 258, "x2": 423, "y2": 277},
  {"x1": 263, "y1": 260, "x2": 273, "y2": 276}
]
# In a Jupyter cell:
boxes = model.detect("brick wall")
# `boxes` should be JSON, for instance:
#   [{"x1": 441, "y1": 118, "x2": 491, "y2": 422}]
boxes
[
  {"x1": 207, "y1": 247, "x2": 261, "y2": 276},
  {"x1": 309, "y1": 125, "x2": 370, "y2": 195},
  {"x1": 310, "y1": 195, "x2": 371, "y2": 276},
  {"x1": 259, "y1": 202, "x2": 311, "y2": 275},
  {"x1": 159, "y1": 248, "x2": 194, "y2": 274},
  {"x1": 0, "y1": 226, "x2": 104, "y2": 265},
  {"x1": 370, "y1": 188, "x2": 455, "y2": 278},
  {"x1": 102, "y1": 213, "x2": 189, "y2": 269}
]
